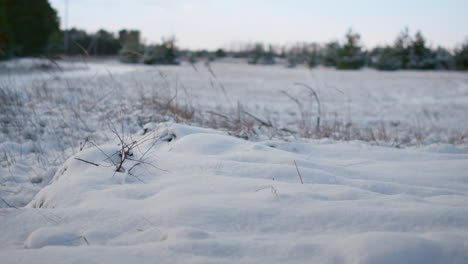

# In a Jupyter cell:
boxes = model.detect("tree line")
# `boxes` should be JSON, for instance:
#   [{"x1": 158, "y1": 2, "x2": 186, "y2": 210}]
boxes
[
  {"x1": 1, "y1": 0, "x2": 467, "y2": 70},
  {"x1": 237, "y1": 29, "x2": 467, "y2": 71},
  {"x1": 0, "y1": 0, "x2": 178, "y2": 65}
]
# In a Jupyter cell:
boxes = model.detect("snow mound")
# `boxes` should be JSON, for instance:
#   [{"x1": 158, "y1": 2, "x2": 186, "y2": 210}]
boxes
[
  {"x1": 24, "y1": 227, "x2": 88, "y2": 249},
  {"x1": 1, "y1": 122, "x2": 468, "y2": 263}
]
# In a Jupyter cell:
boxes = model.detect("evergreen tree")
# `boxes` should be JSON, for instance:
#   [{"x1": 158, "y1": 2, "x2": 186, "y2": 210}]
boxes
[
  {"x1": 408, "y1": 31, "x2": 435, "y2": 69},
  {"x1": 394, "y1": 27, "x2": 411, "y2": 69},
  {"x1": 247, "y1": 43, "x2": 275, "y2": 65},
  {"x1": 337, "y1": 29, "x2": 365, "y2": 69},
  {"x1": 263, "y1": 45, "x2": 276, "y2": 65},
  {"x1": 215, "y1": 48, "x2": 226, "y2": 58},
  {"x1": 0, "y1": 0, "x2": 60, "y2": 58},
  {"x1": 369, "y1": 46, "x2": 402, "y2": 70},
  {"x1": 454, "y1": 41, "x2": 468, "y2": 70},
  {"x1": 369, "y1": 28, "x2": 452, "y2": 71},
  {"x1": 433, "y1": 47, "x2": 454, "y2": 70},
  {"x1": 306, "y1": 43, "x2": 320, "y2": 68},
  {"x1": 322, "y1": 41, "x2": 340, "y2": 67},
  {"x1": 248, "y1": 43, "x2": 265, "y2": 64}
]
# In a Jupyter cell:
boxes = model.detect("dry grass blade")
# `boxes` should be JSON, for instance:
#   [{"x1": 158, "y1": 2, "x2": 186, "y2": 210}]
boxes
[
  {"x1": 243, "y1": 111, "x2": 272, "y2": 127},
  {"x1": 294, "y1": 82, "x2": 321, "y2": 130},
  {"x1": 81, "y1": 236, "x2": 90, "y2": 246},
  {"x1": 74, "y1": 157, "x2": 100, "y2": 166},
  {"x1": 255, "y1": 185, "x2": 279, "y2": 199},
  {"x1": 294, "y1": 160, "x2": 304, "y2": 184},
  {"x1": 73, "y1": 41, "x2": 90, "y2": 57},
  {"x1": 1, "y1": 197, "x2": 18, "y2": 209},
  {"x1": 121, "y1": 49, "x2": 144, "y2": 58}
]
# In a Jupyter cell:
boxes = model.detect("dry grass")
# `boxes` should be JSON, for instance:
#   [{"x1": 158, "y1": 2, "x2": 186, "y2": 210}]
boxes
[
  {"x1": 1, "y1": 62, "x2": 466, "y2": 208},
  {"x1": 0, "y1": 63, "x2": 466, "y2": 176}
]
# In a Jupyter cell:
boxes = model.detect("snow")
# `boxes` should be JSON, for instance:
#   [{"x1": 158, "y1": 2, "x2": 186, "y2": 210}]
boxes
[
  {"x1": 1, "y1": 58, "x2": 468, "y2": 263},
  {"x1": 1, "y1": 122, "x2": 468, "y2": 263},
  {"x1": 0, "y1": 57, "x2": 84, "y2": 74}
]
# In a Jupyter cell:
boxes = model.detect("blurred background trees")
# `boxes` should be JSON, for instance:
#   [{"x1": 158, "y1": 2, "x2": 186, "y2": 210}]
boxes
[
  {"x1": 322, "y1": 41, "x2": 340, "y2": 67},
  {"x1": 368, "y1": 29, "x2": 459, "y2": 70},
  {"x1": 247, "y1": 43, "x2": 276, "y2": 65},
  {"x1": 143, "y1": 36, "x2": 179, "y2": 65},
  {"x1": 0, "y1": 0, "x2": 467, "y2": 71},
  {"x1": 62, "y1": 28, "x2": 122, "y2": 56},
  {"x1": 118, "y1": 30, "x2": 143, "y2": 63},
  {"x1": 454, "y1": 41, "x2": 468, "y2": 70},
  {"x1": 0, "y1": 0, "x2": 60, "y2": 59}
]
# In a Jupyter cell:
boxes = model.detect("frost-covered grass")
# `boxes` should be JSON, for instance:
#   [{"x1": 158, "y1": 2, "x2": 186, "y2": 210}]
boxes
[
  {"x1": 0, "y1": 58, "x2": 468, "y2": 263},
  {"x1": 1, "y1": 58, "x2": 467, "y2": 205}
]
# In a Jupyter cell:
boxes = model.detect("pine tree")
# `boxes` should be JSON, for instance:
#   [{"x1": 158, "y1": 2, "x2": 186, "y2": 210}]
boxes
[
  {"x1": 394, "y1": 27, "x2": 411, "y2": 69},
  {"x1": 408, "y1": 31, "x2": 435, "y2": 69},
  {"x1": 337, "y1": 29, "x2": 365, "y2": 69},
  {"x1": 369, "y1": 46, "x2": 402, "y2": 70}
]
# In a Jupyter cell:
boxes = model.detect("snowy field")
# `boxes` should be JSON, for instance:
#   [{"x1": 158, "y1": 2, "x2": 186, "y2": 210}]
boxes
[{"x1": 1, "y1": 58, "x2": 468, "y2": 263}]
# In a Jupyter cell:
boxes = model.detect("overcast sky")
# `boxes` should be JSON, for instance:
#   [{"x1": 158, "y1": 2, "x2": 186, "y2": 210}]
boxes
[{"x1": 49, "y1": 0, "x2": 468, "y2": 50}]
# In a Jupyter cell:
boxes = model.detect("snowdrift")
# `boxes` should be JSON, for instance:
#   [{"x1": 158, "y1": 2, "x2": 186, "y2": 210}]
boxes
[{"x1": 1, "y1": 123, "x2": 468, "y2": 263}]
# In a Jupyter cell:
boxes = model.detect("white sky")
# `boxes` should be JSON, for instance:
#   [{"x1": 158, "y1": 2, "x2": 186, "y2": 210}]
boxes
[{"x1": 49, "y1": 0, "x2": 468, "y2": 50}]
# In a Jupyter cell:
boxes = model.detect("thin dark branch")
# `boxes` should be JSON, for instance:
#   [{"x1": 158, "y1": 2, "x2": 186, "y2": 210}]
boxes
[
  {"x1": 81, "y1": 236, "x2": 90, "y2": 246},
  {"x1": 243, "y1": 111, "x2": 272, "y2": 127},
  {"x1": 280, "y1": 90, "x2": 303, "y2": 110},
  {"x1": 126, "y1": 157, "x2": 168, "y2": 172},
  {"x1": 74, "y1": 157, "x2": 100, "y2": 167},
  {"x1": 294, "y1": 160, "x2": 304, "y2": 184},
  {"x1": 90, "y1": 141, "x2": 117, "y2": 166},
  {"x1": 127, "y1": 161, "x2": 141, "y2": 173},
  {"x1": 207, "y1": 110, "x2": 229, "y2": 120},
  {"x1": 1, "y1": 197, "x2": 18, "y2": 209}
]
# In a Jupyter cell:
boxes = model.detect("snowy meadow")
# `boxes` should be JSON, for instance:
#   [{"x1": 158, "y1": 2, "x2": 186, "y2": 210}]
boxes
[{"x1": 1, "y1": 58, "x2": 468, "y2": 263}]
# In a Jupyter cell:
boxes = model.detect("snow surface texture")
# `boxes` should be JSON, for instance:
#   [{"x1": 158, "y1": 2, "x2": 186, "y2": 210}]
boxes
[
  {"x1": 1, "y1": 123, "x2": 468, "y2": 263},
  {"x1": 1, "y1": 58, "x2": 468, "y2": 208}
]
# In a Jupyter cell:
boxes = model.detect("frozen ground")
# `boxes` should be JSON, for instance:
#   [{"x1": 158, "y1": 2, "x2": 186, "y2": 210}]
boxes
[
  {"x1": 1, "y1": 58, "x2": 468, "y2": 263},
  {"x1": 1, "y1": 123, "x2": 468, "y2": 263}
]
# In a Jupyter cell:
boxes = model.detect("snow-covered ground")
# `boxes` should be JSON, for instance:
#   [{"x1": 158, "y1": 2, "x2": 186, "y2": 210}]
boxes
[
  {"x1": 1, "y1": 58, "x2": 468, "y2": 263},
  {"x1": 2, "y1": 123, "x2": 468, "y2": 263}
]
